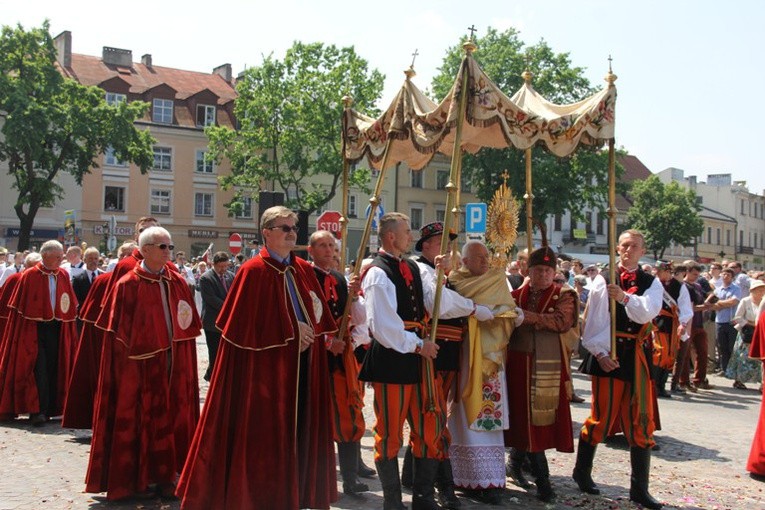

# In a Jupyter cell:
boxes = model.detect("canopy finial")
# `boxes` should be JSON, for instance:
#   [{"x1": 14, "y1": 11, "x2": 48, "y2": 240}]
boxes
[
  {"x1": 522, "y1": 52, "x2": 533, "y2": 83},
  {"x1": 463, "y1": 25, "x2": 478, "y2": 54},
  {"x1": 342, "y1": 95, "x2": 353, "y2": 108},
  {"x1": 605, "y1": 54, "x2": 618, "y2": 86}
]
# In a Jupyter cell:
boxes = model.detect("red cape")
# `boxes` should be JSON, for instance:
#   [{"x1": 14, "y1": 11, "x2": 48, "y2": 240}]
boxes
[
  {"x1": 748, "y1": 316, "x2": 765, "y2": 474},
  {"x1": 85, "y1": 265, "x2": 201, "y2": 500},
  {"x1": 61, "y1": 274, "x2": 110, "y2": 429},
  {"x1": 0, "y1": 272, "x2": 23, "y2": 354},
  {"x1": 0, "y1": 264, "x2": 78, "y2": 418},
  {"x1": 177, "y1": 249, "x2": 338, "y2": 510}
]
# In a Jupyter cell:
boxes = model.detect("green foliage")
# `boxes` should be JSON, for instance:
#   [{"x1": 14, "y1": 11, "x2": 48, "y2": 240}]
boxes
[
  {"x1": 0, "y1": 21, "x2": 154, "y2": 250},
  {"x1": 431, "y1": 27, "x2": 620, "y2": 243},
  {"x1": 626, "y1": 176, "x2": 704, "y2": 260},
  {"x1": 207, "y1": 41, "x2": 384, "y2": 216}
]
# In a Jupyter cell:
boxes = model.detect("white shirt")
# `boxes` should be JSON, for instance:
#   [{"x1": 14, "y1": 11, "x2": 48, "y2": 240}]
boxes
[
  {"x1": 582, "y1": 272, "x2": 663, "y2": 356},
  {"x1": 676, "y1": 283, "x2": 693, "y2": 340},
  {"x1": 0, "y1": 264, "x2": 22, "y2": 287},
  {"x1": 61, "y1": 260, "x2": 86, "y2": 280},
  {"x1": 363, "y1": 256, "x2": 474, "y2": 355}
]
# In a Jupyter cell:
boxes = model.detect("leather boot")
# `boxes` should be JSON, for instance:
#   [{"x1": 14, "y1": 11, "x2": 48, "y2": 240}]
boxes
[
  {"x1": 527, "y1": 451, "x2": 555, "y2": 503},
  {"x1": 629, "y1": 447, "x2": 663, "y2": 509},
  {"x1": 411, "y1": 457, "x2": 440, "y2": 510},
  {"x1": 338, "y1": 442, "x2": 369, "y2": 495},
  {"x1": 508, "y1": 448, "x2": 532, "y2": 489},
  {"x1": 356, "y1": 442, "x2": 376, "y2": 478},
  {"x1": 435, "y1": 458, "x2": 461, "y2": 509},
  {"x1": 401, "y1": 444, "x2": 414, "y2": 489},
  {"x1": 656, "y1": 370, "x2": 672, "y2": 398},
  {"x1": 572, "y1": 438, "x2": 600, "y2": 495},
  {"x1": 376, "y1": 458, "x2": 407, "y2": 510}
]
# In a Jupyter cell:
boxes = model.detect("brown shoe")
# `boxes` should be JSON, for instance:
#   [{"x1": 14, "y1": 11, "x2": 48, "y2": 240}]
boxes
[
  {"x1": 695, "y1": 381, "x2": 715, "y2": 390},
  {"x1": 570, "y1": 393, "x2": 585, "y2": 403},
  {"x1": 683, "y1": 383, "x2": 698, "y2": 393}
]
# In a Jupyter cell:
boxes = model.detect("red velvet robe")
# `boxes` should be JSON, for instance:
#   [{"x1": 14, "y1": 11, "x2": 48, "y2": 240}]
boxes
[
  {"x1": 61, "y1": 273, "x2": 110, "y2": 429},
  {"x1": 0, "y1": 272, "x2": 23, "y2": 354},
  {"x1": 748, "y1": 314, "x2": 765, "y2": 475},
  {"x1": 0, "y1": 263, "x2": 78, "y2": 419},
  {"x1": 177, "y1": 249, "x2": 338, "y2": 510},
  {"x1": 85, "y1": 265, "x2": 201, "y2": 500}
]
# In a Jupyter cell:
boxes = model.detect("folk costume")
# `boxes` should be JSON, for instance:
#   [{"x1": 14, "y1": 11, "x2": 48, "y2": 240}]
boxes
[
  {"x1": 447, "y1": 265, "x2": 516, "y2": 497},
  {"x1": 574, "y1": 266, "x2": 663, "y2": 509},
  {"x1": 177, "y1": 247, "x2": 338, "y2": 510},
  {"x1": 0, "y1": 262, "x2": 78, "y2": 422},
  {"x1": 85, "y1": 263, "x2": 201, "y2": 500},
  {"x1": 504, "y1": 247, "x2": 575, "y2": 502},
  {"x1": 312, "y1": 264, "x2": 370, "y2": 495},
  {"x1": 652, "y1": 273, "x2": 692, "y2": 402},
  {"x1": 746, "y1": 304, "x2": 765, "y2": 475},
  {"x1": 360, "y1": 250, "x2": 468, "y2": 509},
  {"x1": 61, "y1": 273, "x2": 109, "y2": 429}
]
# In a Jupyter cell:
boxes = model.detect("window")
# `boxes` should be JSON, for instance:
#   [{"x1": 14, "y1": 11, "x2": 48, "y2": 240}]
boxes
[
  {"x1": 740, "y1": 230, "x2": 744, "y2": 248},
  {"x1": 585, "y1": 211, "x2": 593, "y2": 234},
  {"x1": 152, "y1": 146, "x2": 172, "y2": 171},
  {"x1": 410, "y1": 169, "x2": 422, "y2": 188},
  {"x1": 554, "y1": 214, "x2": 562, "y2": 232},
  {"x1": 707, "y1": 227, "x2": 712, "y2": 244},
  {"x1": 105, "y1": 92, "x2": 126, "y2": 106},
  {"x1": 596, "y1": 212, "x2": 604, "y2": 235},
  {"x1": 236, "y1": 196, "x2": 253, "y2": 219},
  {"x1": 104, "y1": 147, "x2": 126, "y2": 167},
  {"x1": 436, "y1": 170, "x2": 449, "y2": 190},
  {"x1": 196, "y1": 104, "x2": 216, "y2": 127},
  {"x1": 741, "y1": 200, "x2": 746, "y2": 215},
  {"x1": 196, "y1": 150, "x2": 214, "y2": 173},
  {"x1": 150, "y1": 189, "x2": 171, "y2": 215},
  {"x1": 410, "y1": 207, "x2": 423, "y2": 230},
  {"x1": 726, "y1": 229, "x2": 731, "y2": 246},
  {"x1": 152, "y1": 98, "x2": 173, "y2": 124},
  {"x1": 104, "y1": 186, "x2": 125, "y2": 212},
  {"x1": 436, "y1": 208, "x2": 446, "y2": 223},
  {"x1": 194, "y1": 193, "x2": 214, "y2": 217},
  {"x1": 348, "y1": 195, "x2": 357, "y2": 217},
  {"x1": 755, "y1": 233, "x2": 758, "y2": 249},
  {"x1": 716, "y1": 228, "x2": 720, "y2": 245}
]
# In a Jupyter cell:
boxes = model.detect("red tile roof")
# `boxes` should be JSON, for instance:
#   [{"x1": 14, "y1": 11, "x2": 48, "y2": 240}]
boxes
[{"x1": 616, "y1": 154, "x2": 654, "y2": 210}]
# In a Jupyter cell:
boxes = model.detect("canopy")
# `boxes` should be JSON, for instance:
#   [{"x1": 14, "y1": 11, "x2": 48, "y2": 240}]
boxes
[{"x1": 343, "y1": 54, "x2": 616, "y2": 168}]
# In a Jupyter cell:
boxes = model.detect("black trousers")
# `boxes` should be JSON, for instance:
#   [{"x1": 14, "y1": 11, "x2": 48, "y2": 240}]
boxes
[
  {"x1": 35, "y1": 321, "x2": 61, "y2": 416},
  {"x1": 716, "y1": 322, "x2": 737, "y2": 373},
  {"x1": 203, "y1": 328, "x2": 222, "y2": 381}
]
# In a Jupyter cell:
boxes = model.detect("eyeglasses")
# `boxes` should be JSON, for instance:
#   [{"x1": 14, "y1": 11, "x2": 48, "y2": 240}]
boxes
[
  {"x1": 553, "y1": 279, "x2": 566, "y2": 284},
  {"x1": 147, "y1": 243, "x2": 174, "y2": 251},
  {"x1": 267, "y1": 225, "x2": 299, "y2": 233}
]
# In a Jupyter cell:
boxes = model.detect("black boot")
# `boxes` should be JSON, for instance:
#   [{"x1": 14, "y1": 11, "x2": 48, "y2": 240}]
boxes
[
  {"x1": 507, "y1": 448, "x2": 532, "y2": 489},
  {"x1": 376, "y1": 458, "x2": 407, "y2": 510},
  {"x1": 411, "y1": 457, "x2": 440, "y2": 510},
  {"x1": 401, "y1": 445, "x2": 414, "y2": 489},
  {"x1": 656, "y1": 370, "x2": 672, "y2": 398},
  {"x1": 527, "y1": 451, "x2": 555, "y2": 503},
  {"x1": 572, "y1": 438, "x2": 601, "y2": 495},
  {"x1": 436, "y1": 459, "x2": 461, "y2": 509},
  {"x1": 338, "y1": 442, "x2": 369, "y2": 495},
  {"x1": 357, "y1": 442, "x2": 376, "y2": 478},
  {"x1": 629, "y1": 447, "x2": 663, "y2": 509}
]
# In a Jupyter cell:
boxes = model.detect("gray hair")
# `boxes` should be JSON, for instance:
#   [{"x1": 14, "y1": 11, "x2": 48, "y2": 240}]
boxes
[
  {"x1": 461, "y1": 240, "x2": 487, "y2": 260},
  {"x1": 40, "y1": 240, "x2": 64, "y2": 255},
  {"x1": 138, "y1": 226, "x2": 171, "y2": 247},
  {"x1": 84, "y1": 247, "x2": 100, "y2": 258},
  {"x1": 24, "y1": 252, "x2": 42, "y2": 267}
]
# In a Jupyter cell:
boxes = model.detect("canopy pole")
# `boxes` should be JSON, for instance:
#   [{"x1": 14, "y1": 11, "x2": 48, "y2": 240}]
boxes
[
  {"x1": 605, "y1": 60, "x2": 619, "y2": 360},
  {"x1": 339, "y1": 95, "x2": 353, "y2": 271},
  {"x1": 524, "y1": 148, "x2": 534, "y2": 253}
]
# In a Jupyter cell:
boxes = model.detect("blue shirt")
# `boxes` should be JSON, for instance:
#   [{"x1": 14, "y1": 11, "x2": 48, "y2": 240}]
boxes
[
  {"x1": 266, "y1": 248, "x2": 306, "y2": 322},
  {"x1": 714, "y1": 283, "x2": 741, "y2": 324}
]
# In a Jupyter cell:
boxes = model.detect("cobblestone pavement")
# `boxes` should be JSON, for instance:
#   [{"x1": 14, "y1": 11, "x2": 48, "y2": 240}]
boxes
[{"x1": 1, "y1": 334, "x2": 764, "y2": 509}]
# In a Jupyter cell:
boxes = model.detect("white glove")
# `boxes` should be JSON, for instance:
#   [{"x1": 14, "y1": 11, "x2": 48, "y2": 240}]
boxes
[
  {"x1": 473, "y1": 305, "x2": 494, "y2": 322},
  {"x1": 514, "y1": 307, "x2": 525, "y2": 326}
]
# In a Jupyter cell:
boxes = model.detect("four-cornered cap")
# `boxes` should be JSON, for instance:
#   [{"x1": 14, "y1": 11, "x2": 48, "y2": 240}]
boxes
[
  {"x1": 415, "y1": 222, "x2": 457, "y2": 252},
  {"x1": 528, "y1": 246, "x2": 557, "y2": 269}
]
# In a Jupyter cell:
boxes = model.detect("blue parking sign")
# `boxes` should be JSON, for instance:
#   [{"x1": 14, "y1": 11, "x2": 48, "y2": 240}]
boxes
[{"x1": 465, "y1": 203, "x2": 487, "y2": 233}]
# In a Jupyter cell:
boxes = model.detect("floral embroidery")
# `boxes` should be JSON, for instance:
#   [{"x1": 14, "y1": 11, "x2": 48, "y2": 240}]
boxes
[{"x1": 472, "y1": 375, "x2": 504, "y2": 431}]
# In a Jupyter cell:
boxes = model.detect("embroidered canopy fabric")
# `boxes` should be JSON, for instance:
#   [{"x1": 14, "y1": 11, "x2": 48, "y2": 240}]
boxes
[{"x1": 343, "y1": 56, "x2": 616, "y2": 169}]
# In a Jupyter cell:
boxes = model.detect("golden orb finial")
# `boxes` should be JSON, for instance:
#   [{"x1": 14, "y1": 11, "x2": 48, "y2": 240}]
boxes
[
  {"x1": 342, "y1": 95, "x2": 353, "y2": 108},
  {"x1": 522, "y1": 70, "x2": 533, "y2": 84}
]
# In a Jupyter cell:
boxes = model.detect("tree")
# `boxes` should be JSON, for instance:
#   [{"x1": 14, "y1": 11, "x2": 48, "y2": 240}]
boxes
[
  {"x1": 206, "y1": 42, "x2": 384, "y2": 216},
  {"x1": 626, "y1": 175, "x2": 704, "y2": 260},
  {"x1": 431, "y1": 27, "x2": 622, "y2": 244},
  {"x1": 0, "y1": 22, "x2": 154, "y2": 250}
]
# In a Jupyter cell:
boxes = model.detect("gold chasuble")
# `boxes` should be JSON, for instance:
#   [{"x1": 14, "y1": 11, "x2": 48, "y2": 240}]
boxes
[{"x1": 448, "y1": 267, "x2": 517, "y2": 430}]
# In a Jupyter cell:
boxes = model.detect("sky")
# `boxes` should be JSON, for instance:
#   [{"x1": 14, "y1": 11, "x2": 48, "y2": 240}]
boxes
[{"x1": 4, "y1": 0, "x2": 765, "y2": 194}]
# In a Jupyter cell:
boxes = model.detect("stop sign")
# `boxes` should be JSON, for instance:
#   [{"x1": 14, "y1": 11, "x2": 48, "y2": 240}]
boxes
[
  {"x1": 317, "y1": 211, "x2": 342, "y2": 239},
  {"x1": 229, "y1": 232, "x2": 243, "y2": 254}
]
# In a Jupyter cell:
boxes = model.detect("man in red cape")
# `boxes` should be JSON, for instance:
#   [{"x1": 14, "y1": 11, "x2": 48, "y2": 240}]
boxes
[
  {"x1": 747, "y1": 294, "x2": 765, "y2": 476},
  {"x1": 0, "y1": 253, "x2": 41, "y2": 362},
  {"x1": 0, "y1": 241, "x2": 77, "y2": 425},
  {"x1": 85, "y1": 227, "x2": 201, "y2": 500},
  {"x1": 177, "y1": 206, "x2": 338, "y2": 510}
]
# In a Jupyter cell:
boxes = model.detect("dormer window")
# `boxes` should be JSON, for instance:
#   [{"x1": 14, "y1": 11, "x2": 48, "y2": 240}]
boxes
[
  {"x1": 105, "y1": 92, "x2": 126, "y2": 106},
  {"x1": 152, "y1": 98, "x2": 174, "y2": 124},
  {"x1": 196, "y1": 104, "x2": 216, "y2": 127}
]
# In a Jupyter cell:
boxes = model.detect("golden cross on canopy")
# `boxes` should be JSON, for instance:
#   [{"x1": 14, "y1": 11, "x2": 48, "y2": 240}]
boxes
[
  {"x1": 501, "y1": 170, "x2": 510, "y2": 186},
  {"x1": 467, "y1": 24, "x2": 477, "y2": 41},
  {"x1": 608, "y1": 54, "x2": 613, "y2": 73},
  {"x1": 410, "y1": 49, "x2": 419, "y2": 69}
]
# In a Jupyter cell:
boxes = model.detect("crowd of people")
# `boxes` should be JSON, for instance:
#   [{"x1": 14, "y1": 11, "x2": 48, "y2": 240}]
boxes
[{"x1": 1, "y1": 211, "x2": 764, "y2": 510}]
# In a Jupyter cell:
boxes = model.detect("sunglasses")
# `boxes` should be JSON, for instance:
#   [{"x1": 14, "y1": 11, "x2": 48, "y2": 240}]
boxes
[
  {"x1": 147, "y1": 243, "x2": 174, "y2": 250},
  {"x1": 267, "y1": 225, "x2": 299, "y2": 233}
]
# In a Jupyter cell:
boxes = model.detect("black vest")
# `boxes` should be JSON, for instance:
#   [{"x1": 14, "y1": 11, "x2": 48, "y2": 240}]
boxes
[
  {"x1": 655, "y1": 278, "x2": 681, "y2": 334},
  {"x1": 313, "y1": 267, "x2": 349, "y2": 373},
  {"x1": 358, "y1": 253, "x2": 425, "y2": 384},
  {"x1": 417, "y1": 256, "x2": 464, "y2": 372}
]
